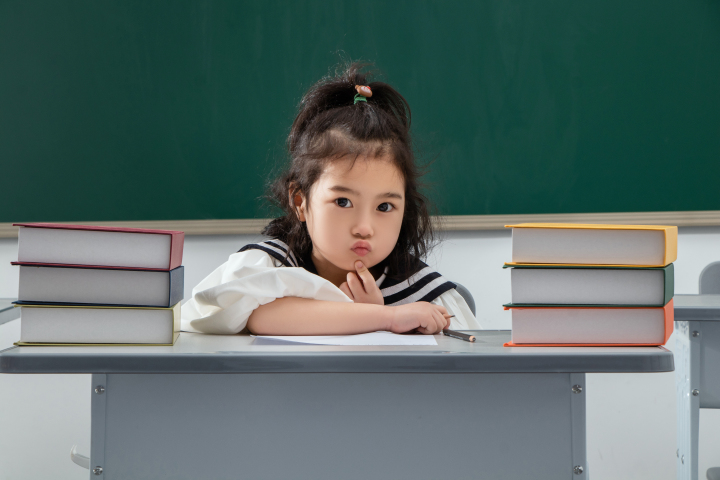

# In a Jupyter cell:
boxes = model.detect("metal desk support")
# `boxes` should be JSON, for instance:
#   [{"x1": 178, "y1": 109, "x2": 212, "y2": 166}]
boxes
[{"x1": 675, "y1": 294, "x2": 720, "y2": 480}]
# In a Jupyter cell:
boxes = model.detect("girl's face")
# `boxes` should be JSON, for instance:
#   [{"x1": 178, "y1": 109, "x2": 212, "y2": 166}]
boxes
[{"x1": 296, "y1": 155, "x2": 405, "y2": 285}]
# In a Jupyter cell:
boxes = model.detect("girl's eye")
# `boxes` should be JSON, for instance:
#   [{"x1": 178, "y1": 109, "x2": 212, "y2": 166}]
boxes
[
  {"x1": 335, "y1": 198, "x2": 352, "y2": 208},
  {"x1": 377, "y1": 202, "x2": 394, "y2": 212}
]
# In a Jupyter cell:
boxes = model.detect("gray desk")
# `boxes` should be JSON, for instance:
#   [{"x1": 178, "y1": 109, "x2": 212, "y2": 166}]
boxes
[
  {"x1": 675, "y1": 294, "x2": 720, "y2": 480},
  {"x1": 0, "y1": 331, "x2": 673, "y2": 480}
]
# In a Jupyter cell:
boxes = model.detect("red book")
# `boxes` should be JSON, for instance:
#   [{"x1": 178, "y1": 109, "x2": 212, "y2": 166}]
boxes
[
  {"x1": 503, "y1": 299, "x2": 674, "y2": 347},
  {"x1": 12, "y1": 223, "x2": 184, "y2": 271}
]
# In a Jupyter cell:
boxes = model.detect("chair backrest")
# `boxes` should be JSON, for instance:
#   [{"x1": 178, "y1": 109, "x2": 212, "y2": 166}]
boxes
[
  {"x1": 700, "y1": 261, "x2": 720, "y2": 294},
  {"x1": 453, "y1": 282, "x2": 476, "y2": 317}
]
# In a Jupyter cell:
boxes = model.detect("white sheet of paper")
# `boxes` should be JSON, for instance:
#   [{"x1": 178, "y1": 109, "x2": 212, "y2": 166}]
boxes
[{"x1": 252, "y1": 331, "x2": 438, "y2": 346}]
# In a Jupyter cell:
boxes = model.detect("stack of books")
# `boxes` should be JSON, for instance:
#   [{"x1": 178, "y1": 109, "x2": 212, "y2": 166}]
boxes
[
  {"x1": 12, "y1": 223, "x2": 184, "y2": 346},
  {"x1": 503, "y1": 223, "x2": 677, "y2": 346}
]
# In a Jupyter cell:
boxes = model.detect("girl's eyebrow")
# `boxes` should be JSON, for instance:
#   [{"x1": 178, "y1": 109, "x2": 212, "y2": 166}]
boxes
[{"x1": 329, "y1": 185, "x2": 403, "y2": 200}]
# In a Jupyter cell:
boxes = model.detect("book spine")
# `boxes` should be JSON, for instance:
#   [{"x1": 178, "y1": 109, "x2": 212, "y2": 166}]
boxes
[
  {"x1": 169, "y1": 232, "x2": 185, "y2": 270},
  {"x1": 662, "y1": 298, "x2": 675, "y2": 344},
  {"x1": 172, "y1": 302, "x2": 181, "y2": 337},
  {"x1": 168, "y1": 267, "x2": 184, "y2": 307},
  {"x1": 664, "y1": 264, "x2": 675, "y2": 306},
  {"x1": 664, "y1": 227, "x2": 679, "y2": 265}
]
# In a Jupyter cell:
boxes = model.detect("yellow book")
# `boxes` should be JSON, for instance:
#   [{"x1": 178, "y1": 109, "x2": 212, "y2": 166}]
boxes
[
  {"x1": 505, "y1": 223, "x2": 677, "y2": 267},
  {"x1": 14, "y1": 302, "x2": 181, "y2": 346}
]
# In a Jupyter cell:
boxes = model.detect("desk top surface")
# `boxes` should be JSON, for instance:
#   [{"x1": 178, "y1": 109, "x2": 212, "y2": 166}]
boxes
[
  {"x1": 0, "y1": 330, "x2": 673, "y2": 374},
  {"x1": 674, "y1": 294, "x2": 720, "y2": 321}
]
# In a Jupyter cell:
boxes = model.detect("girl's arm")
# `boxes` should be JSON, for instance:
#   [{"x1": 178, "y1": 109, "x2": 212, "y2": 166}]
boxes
[{"x1": 247, "y1": 297, "x2": 450, "y2": 335}]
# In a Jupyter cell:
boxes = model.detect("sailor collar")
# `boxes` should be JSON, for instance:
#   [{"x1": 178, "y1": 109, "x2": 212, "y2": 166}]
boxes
[{"x1": 238, "y1": 239, "x2": 456, "y2": 306}]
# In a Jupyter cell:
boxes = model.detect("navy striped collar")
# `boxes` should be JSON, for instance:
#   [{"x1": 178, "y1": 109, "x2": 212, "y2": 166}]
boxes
[
  {"x1": 238, "y1": 239, "x2": 299, "y2": 267},
  {"x1": 239, "y1": 239, "x2": 456, "y2": 305}
]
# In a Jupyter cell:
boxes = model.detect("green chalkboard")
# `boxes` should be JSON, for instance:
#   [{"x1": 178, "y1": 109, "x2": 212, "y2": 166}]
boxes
[{"x1": 2, "y1": 0, "x2": 719, "y2": 222}]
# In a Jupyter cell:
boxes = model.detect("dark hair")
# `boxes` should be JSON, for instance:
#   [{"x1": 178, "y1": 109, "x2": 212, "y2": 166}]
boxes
[{"x1": 262, "y1": 62, "x2": 435, "y2": 278}]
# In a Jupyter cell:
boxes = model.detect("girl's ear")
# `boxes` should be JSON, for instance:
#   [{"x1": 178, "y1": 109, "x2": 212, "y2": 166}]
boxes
[{"x1": 289, "y1": 188, "x2": 306, "y2": 222}]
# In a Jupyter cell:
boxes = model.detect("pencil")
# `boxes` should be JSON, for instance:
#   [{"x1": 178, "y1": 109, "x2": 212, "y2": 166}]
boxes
[{"x1": 442, "y1": 329, "x2": 476, "y2": 343}]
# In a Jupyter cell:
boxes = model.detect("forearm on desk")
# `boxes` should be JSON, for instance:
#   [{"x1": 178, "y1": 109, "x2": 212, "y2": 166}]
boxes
[{"x1": 247, "y1": 297, "x2": 390, "y2": 335}]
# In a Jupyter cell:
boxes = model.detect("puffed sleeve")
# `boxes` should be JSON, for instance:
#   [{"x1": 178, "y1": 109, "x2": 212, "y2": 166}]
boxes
[
  {"x1": 181, "y1": 249, "x2": 352, "y2": 334},
  {"x1": 432, "y1": 288, "x2": 482, "y2": 330}
]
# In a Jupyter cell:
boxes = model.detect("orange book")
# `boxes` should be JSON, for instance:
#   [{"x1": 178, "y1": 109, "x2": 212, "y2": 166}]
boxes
[
  {"x1": 503, "y1": 299, "x2": 674, "y2": 347},
  {"x1": 505, "y1": 223, "x2": 677, "y2": 267}
]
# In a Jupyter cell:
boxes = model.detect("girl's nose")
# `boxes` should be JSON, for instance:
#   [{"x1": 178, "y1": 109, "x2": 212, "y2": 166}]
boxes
[{"x1": 351, "y1": 213, "x2": 374, "y2": 238}]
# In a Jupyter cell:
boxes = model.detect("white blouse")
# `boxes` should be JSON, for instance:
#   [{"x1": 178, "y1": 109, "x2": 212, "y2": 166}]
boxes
[{"x1": 181, "y1": 249, "x2": 481, "y2": 334}]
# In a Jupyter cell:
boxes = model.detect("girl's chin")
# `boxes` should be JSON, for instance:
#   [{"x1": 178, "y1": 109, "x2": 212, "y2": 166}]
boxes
[{"x1": 342, "y1": 256, "x2": 376, "y2": 270}]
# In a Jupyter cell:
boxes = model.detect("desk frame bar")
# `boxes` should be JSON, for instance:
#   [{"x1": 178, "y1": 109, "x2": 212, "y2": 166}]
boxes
[
  {"x1": 91, "y1": 374, "x2": 107, "y2": 479},
  {"x1": 676, "y1": 321, "x2": 700, "y2": 480},
  {"x1": 570, "y1": 373, "x2": 588, "y2": 478}
]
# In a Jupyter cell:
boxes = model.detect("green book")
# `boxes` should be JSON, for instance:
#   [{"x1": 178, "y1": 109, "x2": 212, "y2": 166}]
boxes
[{"x1": 503, "y1": 264, "x2": 673, "y2": 307}]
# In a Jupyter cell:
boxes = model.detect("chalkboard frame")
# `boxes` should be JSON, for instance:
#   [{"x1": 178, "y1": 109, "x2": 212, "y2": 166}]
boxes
[{"x1": 1, "y1": 211, "x2": 718, "y2": 238}]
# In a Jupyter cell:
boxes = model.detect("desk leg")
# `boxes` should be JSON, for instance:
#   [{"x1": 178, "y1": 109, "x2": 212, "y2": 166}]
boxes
[{"x1": 676, "y1": 320, "x2": 700, "y2": 480}]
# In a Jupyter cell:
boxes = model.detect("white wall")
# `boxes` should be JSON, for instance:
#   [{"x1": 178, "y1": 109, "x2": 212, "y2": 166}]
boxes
[{"x1": 1, "y1": 227, "x2": 720, "y2": 479}]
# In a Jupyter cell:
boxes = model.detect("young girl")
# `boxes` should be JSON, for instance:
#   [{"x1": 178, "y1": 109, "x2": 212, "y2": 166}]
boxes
[{"x1": 181, "y1": 63, "x2": 480, "y2": 336}]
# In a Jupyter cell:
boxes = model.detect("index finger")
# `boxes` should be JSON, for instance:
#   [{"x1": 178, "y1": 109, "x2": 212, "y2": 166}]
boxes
[{"x1": 353, "y1": 261, "x2": 376, "y2": 293}]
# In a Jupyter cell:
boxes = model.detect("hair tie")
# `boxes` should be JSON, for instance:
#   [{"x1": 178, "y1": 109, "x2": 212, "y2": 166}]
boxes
[{"x1": 354, "y1": 85, "x2": 372, "y2": 104}]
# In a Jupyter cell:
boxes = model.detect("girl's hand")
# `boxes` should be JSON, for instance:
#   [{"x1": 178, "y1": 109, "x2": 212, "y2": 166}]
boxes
[
  {"x1": 339, "y1": 261, "x2": 385, "y2": 305},
  {"x1": 387, "y1": 302, "x2": 452, "y2": 334}
]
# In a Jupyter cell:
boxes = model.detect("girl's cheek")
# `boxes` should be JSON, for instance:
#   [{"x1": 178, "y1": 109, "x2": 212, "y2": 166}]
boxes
[
  {"x1": 319, "y1": 206, "x2": 349, "y2": 230},
  {"x1": 323, "y1": 206, "x2": 346, "y2": 222}
]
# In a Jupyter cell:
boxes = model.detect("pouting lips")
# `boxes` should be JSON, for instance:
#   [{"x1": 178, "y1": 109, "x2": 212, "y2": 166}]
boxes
[{"x1": 351, "y1": 241, "x2": 372, "y2": 257}]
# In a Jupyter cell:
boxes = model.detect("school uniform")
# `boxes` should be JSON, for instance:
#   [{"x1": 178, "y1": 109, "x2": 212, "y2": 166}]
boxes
[{"x1": 181, "y1": 239, "x2": 481, "y2": 334}]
